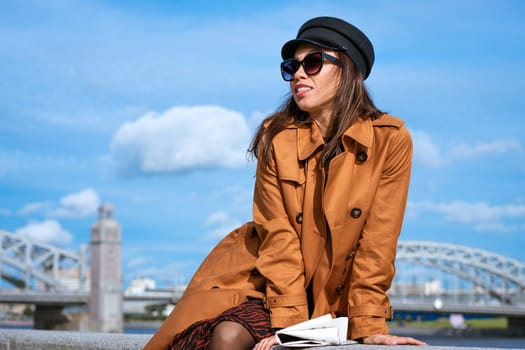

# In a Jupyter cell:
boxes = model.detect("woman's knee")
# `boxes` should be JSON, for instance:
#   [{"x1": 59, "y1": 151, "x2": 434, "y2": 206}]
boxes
[{"x1": 210, "y1": 321, "x2": 255, "y2": 349}]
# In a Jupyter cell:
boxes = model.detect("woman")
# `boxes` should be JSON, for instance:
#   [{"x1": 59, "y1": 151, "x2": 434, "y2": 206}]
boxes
[{"x1": 144, "y1": 16, "x2": 425, "y2": 350}]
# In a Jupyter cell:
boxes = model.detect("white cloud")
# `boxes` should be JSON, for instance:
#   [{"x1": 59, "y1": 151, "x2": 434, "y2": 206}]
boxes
[
  {"x1": 19, "y1": 201, "x2": 54, "y2": 216},
  {"x1": 16, "y1": 220, "x2": 73, "y2": 245},
  {"x1": 18, "y1": 188, "x2": 100, "y2": 219},
  {"x1": 409, "y1": 199, "x2": 525, "y2": 232},
  {"x1": 410, "y1": 129, "x2": 443, "y2": 168},
  {"x1": 435, "y1": 201, "x2": 525, "y2": 224},
  {"x1": 248, "y1": 110, "x2": 271, "y2": 131},
  {"x1": 451, "y1": 139, "x2": 522, "y2": 160},
  {"x1": 204, "y1": 211, "x2": 241, "y2": 241},
  {"x1": 110, "y1": 105, "x2": 251, "y2": 175},
  {"x1": 473, "y1": 222, "x2": 513, "y2": 233},
  {"x1": 409, "y1": 130, "x2": 522, "y2": 169},
  {"x1": 52, "y1": 188, "x2": 100, "y2": 218},
  {"x1": 205, "y1": 211, "x2": 230, "y2": 226}
]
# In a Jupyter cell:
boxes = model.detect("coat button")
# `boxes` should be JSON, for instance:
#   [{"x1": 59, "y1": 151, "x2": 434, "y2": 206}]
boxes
[
  {"x1": 356, "y1": 151, "x2": 368, "y2": 163},
  {"x1": 346, "y1": 252, "x2": 355, "y2": 260},
  {"x1": 296, "y1": 212, "x2": 303, "y2": 224},
  {"x1": 335, "y1": 284, "x2": 344, "y2": 294},
  {"x1": 350, "y1": 208, "x2": 362, "y2": 218}
]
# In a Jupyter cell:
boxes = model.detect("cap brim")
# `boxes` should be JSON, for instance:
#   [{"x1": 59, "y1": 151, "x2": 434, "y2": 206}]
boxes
[{"x1": 281, "y1": 38, "x2": 341, "y2": 59}]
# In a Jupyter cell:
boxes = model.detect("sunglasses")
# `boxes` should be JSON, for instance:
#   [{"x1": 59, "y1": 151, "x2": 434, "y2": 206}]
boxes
[{"x1": 280, "y1": 51, "x2": 342, "y2": 81}]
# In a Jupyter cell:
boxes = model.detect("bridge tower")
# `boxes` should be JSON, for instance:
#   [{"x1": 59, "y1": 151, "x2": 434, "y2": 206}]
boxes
[{"x1": 89, "y1": 203, "x2": 123, "y2": 332}]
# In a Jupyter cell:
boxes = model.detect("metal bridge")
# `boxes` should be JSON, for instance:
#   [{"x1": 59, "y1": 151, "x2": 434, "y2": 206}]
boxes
[
  {"x1": 1, "y1": 229, "x2": 525, "y2": 317},
  {"x1": 0, "y1": 229, "x2": 88, "y2": 293},
  {"x1": 391, "y1": 241, "x2": 525, "y2": 317}
]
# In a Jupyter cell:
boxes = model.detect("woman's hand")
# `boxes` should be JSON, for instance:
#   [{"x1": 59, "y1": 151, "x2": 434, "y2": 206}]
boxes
[
  {"x1": 253, "y1": 335, "x2": 279, "y2": 350},
  {"x1": 362, "y1": 334, "x2": 427, "y2": 346}
]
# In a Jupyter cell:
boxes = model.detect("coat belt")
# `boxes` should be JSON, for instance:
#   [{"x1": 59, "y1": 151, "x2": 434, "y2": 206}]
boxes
[
  {"x1": 348, "y1": 305, "x2": 393, "y2": 319},
  {"x1": 263, "y1": 294, "x2": 308, "y2": 309}
]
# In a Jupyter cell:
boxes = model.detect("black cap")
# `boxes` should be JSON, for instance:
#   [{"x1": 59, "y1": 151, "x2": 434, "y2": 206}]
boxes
[{"x1": 281, "y1": 16, "x2": 375, "y2": 80}]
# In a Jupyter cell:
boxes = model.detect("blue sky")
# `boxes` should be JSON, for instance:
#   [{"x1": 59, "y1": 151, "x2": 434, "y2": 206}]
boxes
[{"x1": 1, "y1": 0, "x2": 524, "y2": 288}]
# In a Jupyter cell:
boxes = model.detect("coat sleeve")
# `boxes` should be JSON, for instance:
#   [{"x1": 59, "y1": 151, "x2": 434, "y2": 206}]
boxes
[
  {"x1": 252, "y1": 145, "x2": 309, "y2": 329},
  {"x1": 347, "y1": 125, "x2": 413, "y2": 339}
]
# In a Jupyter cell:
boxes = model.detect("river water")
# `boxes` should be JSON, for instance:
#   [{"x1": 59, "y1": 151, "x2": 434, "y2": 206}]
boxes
[{"x1": 388, "y1": 326, "x2": 525, "y2": 349}]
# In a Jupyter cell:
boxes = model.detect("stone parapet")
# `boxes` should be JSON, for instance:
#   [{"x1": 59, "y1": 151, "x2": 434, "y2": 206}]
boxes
[
  {"x1": 0, "y1": 329, "x2": 146, "y2": 350},
  {"x1": 0, "y1": 329, "x2": 518, "y2": 350}
]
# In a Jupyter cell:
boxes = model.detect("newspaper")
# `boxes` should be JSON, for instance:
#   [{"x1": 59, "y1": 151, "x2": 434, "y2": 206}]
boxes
[{"x1": 275, "y1": 314, "x2": 357, "y2": 347}]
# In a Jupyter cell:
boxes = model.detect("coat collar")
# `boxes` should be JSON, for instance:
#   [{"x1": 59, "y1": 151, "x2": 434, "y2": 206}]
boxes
[{"x1": 296, "y1": 118, "x2": 374, "y2": 161}]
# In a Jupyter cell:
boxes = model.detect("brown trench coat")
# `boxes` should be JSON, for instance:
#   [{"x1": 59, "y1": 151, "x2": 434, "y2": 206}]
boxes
[{"x1": 144, "y1": 114, "x2": 412, "y2": 350}]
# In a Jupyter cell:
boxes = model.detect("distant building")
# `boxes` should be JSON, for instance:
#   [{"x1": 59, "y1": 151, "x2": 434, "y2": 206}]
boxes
[
  {"x1": 126, "y1": 277, "x2": 156, "y2": 295},
  {"x1": 57, "y1": 268, "x2": 90, "y2": 291},
  {"x1": 390, "y1": 279, "x2": 443, "y2": 296}
]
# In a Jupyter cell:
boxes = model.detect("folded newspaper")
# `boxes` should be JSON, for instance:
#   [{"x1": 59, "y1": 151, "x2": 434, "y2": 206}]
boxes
[{"x1": 275, "y1": 314, "x2": 356, "y2": 347}]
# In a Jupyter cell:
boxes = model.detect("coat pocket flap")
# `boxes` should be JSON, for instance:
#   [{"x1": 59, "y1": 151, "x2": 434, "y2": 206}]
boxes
[{"x1": 277, "y1": 164, "x2": 306, "y2": 185}]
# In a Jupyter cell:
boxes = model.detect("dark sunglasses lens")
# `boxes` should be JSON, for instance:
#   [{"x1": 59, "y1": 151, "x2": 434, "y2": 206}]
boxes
[
  {"x1": 281, "y1": 60, "x2": 299, "y2": 81},
  {"x1": 303, "y1": 52, "x2": 323, "y2": 75}
]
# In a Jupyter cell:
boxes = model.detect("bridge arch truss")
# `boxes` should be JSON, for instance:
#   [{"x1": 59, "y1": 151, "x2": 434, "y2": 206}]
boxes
[
  {"x1": 0, "y1": 230, "x2": 87, "y2": 291},
  {"x1": 394, "y1": 240, "x2": 525, "y2": 305}
]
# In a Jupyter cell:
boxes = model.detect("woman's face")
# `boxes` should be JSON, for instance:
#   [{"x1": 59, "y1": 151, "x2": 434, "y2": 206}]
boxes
[{"x1": 290, "y1": 44, "x2": 342, "y2": 118}]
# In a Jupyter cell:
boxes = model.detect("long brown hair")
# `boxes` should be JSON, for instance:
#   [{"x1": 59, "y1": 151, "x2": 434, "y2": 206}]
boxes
[{"x1": 248, "y1": 51, "x2": 383, "y2": 167}]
